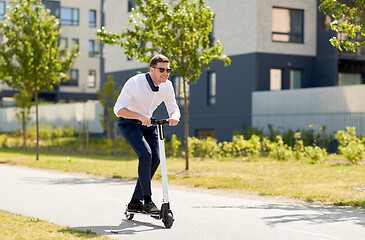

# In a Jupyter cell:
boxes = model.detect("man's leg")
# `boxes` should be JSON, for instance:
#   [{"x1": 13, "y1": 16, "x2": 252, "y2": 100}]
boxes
[{"x1": 118, "y1": 122, "x2": 153, "y2": 211}]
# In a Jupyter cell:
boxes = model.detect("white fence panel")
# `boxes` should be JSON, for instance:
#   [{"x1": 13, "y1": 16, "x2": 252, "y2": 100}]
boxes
[
  {"x1": 0, "y1": 101, "x2": 104, "y2": 133},
  {"x1": 252, "y1": 85, "x2": 365, "y2": 135}
]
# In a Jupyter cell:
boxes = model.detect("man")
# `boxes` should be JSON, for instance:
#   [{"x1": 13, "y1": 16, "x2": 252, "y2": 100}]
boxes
[{"x1": 114, "y1": 54, "x2": 180, "y2": 214}]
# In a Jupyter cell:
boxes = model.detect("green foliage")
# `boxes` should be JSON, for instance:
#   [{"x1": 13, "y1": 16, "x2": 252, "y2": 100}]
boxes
[
  {"x1": 267, "y1": 136, "x2": 292, "y2": 161},
  {"x1": 186, "y1": 136, "x2": 220, "y2": 158},
  {"x1": 97, "y1": 0, "x2": 230, "y2": 83},
  {"x1": 219, "y1": 141, "x2": 234, "y2": 158},
  {"x1": 13, "y1": 90, "x2": 33, "y2": 125},
  {"x1": 301, "y1": 128, "x2": 315, "y2": 146},
  {"x1": 0, "y1": 134, "x2": 8, "y2": 148},
  {"x1": 0, "y1": 0, "x2": 79, "y2": 159},
  {"x1": 165, "y1": 134, "x2": 182, "y2": 157},
  {"x1": 242, "y1": 125, "x2": 265, "y2": 140},
  {"x1": 282, "y1": 129, "x2": 294, "y2": 147},
  {"x1": 13, "y1": 90, "x2": 33, "y2": 147},
  {"x1": 26, "y1": 125, "x2": 76, "y2": 140},
  {"x1": 97, "y1": 75, "x2": 122, "y2": 140},
  {"x1": 267, "y1": 124, "x2": 280, "y2": 142},
  {"x1": 0, "y1": 0, "x2": 78, "y2": 92},
  {"x1": 335, "y1": 127, "x2": 365, "y2": 163},
  {"x1": 231, "y1": 135, "x2": 261, "y2": 157},
  {"x1": 293, "y1": 132, "x2": 305, "y2": 160},
  {"x1": 319, "y1": 0, "x2": 365, "y2": 52},
  {"x1": 304, "y1": 145, "x2": 327, "y2": 163}
]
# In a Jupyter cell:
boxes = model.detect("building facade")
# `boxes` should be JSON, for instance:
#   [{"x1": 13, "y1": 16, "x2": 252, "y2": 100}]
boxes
[{"x1": 1, "y1": 0, "x2": 364, "y2": 140}]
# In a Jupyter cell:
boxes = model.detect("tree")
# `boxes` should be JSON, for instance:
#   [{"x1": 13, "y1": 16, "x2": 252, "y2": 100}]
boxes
[
  {"x1": 97, "y1": 74, "x2": 122, "y2": 143},
  {"x1": 97, "y1": 0, "x2": 231, "y2": 170},
  {"x1": 0, "y1": 0, "x2": 78, "y2": 160},
  {"x1": 13, "y1": 90, "x2": 33, "y2": 147},
  {"x1": 319, "y1": 0, "x2": 365, "y2": 52}
]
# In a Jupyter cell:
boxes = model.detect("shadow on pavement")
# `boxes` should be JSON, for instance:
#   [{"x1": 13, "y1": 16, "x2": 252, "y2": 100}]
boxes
[
  {"x1": 193, "y1": 202, "x2": 365, "y2": 228},
  {"x1": 21, "y1": 176, "x2": 136, "y2": 185},
  {"x1": 72, "y1": 219, "x2": 165, "y2": 236}
]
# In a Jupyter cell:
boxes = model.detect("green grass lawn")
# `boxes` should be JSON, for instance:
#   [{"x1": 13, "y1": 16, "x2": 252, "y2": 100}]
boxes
[
  {"x1": 0, "y1": 148, "x2": 364, "y2": 208},
  {"x1": 0, "y1": 210, "x2": 111, "y2": 240}
]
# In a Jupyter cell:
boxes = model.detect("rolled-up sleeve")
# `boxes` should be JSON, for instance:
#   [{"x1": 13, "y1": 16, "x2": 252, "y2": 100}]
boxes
[
  {"x1": 164, "y1": 81, "x2": 180, "y2": 117},
  {"x1": 113, "y1": 79, "x2": 135, "y2": 117}
]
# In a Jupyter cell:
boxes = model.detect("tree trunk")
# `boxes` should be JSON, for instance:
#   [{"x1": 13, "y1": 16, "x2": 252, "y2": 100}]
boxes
[
  {"x1": 22, "y1": 112, "x2": 26, "y2": 148},
  {"x1": 35, "y1": 93, "x2": 39, "y2": 160},
  {"x1": 182, "y1": 77, "x2": 189, "y2": 171}
]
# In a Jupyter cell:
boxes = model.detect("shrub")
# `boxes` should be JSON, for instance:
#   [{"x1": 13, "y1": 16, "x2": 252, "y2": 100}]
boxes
[
  {"x1": 0, "y1": 134, "x2": 8, "y2": 148},
  {"x1": 304, "y1": 145, "x2": 327, "y2": 163},
  {"x1": 335, "y1": 127, "x2": 365, "y2": 164},
  {"x1": 219, "y1": 141, "x2": 234, "y2": 158},
  {"x1": 293, "y1": 132, "x2": 305, "y2": 160},
  {"x1": 165, "y1": 134, "x2": 182, "y2": 157},
  {"x1": 267, "y1": 135, "x2": 292, "y2": 161}
]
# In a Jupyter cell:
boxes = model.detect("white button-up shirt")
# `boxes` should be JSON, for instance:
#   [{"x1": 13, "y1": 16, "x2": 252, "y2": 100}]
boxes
[{"x1": 113, "y1": 73, "x2": 180, "y2": 118}]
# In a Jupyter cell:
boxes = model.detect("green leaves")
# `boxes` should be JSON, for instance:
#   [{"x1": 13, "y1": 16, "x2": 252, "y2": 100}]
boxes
[
  {"x1": 97, "y1": 0, "x2": 230, "y2": 83},
  {"x1": 319, "y1": 0, "x2": 365, "y2": 52},
  {"x1": 0, "y1": 0, "x2": 79, "y2": 94}
]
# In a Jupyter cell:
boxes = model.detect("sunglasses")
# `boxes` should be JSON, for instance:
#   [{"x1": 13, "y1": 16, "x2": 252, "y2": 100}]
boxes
[{"x1": 152, "y1": 67, "x2": 172, "y2": 73}]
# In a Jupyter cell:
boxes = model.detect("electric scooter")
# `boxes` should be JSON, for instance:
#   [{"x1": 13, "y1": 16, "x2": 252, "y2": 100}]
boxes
[{"x1": 124, "y1": 119, "x2": 174, "y2": 228}]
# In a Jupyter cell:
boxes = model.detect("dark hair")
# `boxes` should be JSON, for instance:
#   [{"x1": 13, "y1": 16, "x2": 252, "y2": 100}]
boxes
[{"x1": 149, "y1": 54, "x2": 170, "y2": 67}]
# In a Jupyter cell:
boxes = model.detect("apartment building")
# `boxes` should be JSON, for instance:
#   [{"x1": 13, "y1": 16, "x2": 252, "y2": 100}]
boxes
[
  {"x1": 0, "y1": 0, "x2": 103, "y2": 103},
  {"x1": 1, "y1": 0, "x2": 364, "y2": 140}
]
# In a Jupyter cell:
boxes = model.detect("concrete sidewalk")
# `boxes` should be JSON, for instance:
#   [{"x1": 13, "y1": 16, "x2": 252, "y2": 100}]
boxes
[{"x1": 0, "y1": 164, "x2": 364, "y2": 240}]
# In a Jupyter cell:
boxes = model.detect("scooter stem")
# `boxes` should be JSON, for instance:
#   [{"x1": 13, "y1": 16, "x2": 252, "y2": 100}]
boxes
[{"x1": 157, "y1": 122, "x2": 169, "y2": 203}]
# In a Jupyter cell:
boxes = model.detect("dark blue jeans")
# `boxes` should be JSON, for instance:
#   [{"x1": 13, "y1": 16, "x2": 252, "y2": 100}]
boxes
[{"x1": 118, "y1": 117, "x2": 160, "y2": 200}]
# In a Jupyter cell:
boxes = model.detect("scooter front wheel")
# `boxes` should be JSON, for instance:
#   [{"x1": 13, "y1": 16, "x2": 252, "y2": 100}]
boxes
[{"x1": 163, "y1": 213, "x2": 174, "y2": 228}]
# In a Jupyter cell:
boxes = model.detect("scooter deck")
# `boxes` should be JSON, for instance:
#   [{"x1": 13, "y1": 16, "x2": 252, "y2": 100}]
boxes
[{"x1": 125, "y1": 210, "x2": 161, "y2": 219}]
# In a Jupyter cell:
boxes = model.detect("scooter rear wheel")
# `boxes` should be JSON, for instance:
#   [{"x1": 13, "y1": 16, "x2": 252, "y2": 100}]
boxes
[{"x1": 125, "y1": 213, "x2": 134, "y2": 220}]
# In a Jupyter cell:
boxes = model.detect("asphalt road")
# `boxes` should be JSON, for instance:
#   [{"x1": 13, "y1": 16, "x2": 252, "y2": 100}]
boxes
[{"x1": 0, "y1": 164, "x2": 364, "y2": 240}]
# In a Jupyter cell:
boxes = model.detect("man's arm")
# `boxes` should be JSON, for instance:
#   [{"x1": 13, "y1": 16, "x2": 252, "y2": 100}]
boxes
[
  {"x1": 168, "y1": 111, "x2": 180, "y2": 126},
  {"x1": 117, "y1": 108, "x2": 151, "y2": 126}
]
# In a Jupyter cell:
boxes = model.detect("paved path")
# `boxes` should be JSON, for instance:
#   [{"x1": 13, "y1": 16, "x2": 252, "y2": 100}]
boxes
[{"x1": 0, "y1": 164, "x2": 364, "y2": 240}]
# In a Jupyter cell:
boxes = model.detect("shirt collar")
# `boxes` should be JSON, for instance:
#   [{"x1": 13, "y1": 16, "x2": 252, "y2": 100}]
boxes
[{"x1": 146, "y1": 73, "x2": 159, "y2": 92}]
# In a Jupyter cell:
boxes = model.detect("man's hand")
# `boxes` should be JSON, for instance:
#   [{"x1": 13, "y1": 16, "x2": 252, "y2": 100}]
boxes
[
  {"x1": 139, "y1": 116, "x2": 151, "y2": 126},
  {"x1": 168, "y1": 117, "x2": 179, "y2": 126}
]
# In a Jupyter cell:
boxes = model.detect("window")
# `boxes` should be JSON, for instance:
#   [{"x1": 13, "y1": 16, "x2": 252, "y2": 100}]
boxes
[
  {"x1": 0, "y1": 2, "x2": 5, "y2": 20},
  {"x1": 59, "y1": 37, "x2": 68, "y2": 48},
  {"x1": 172, "y1": 76, "x2": 189, "y2": 106},
  {"x1": 59, "y1": 37, "x2": 68, "y2": 57},
  {"x1": 71, "y1": 38, "x2": 79, "y2": 52},
  {"x1": 128, "y1": 0, "x2": 136, "y2": 12},
  {"x1": 207, "y1": 72, "x2": 216, "y2": 105},
  {"x1": 196, "y1": 129, "x2": 215, "y2": 139},
  {"x1": 61, "y1": 69, "x2": 78, "y2": 86},
  {"x1": 208, "y1": 16, "x2": 215, "y2": 48},
  {"x1": 60, "y1": 7, "x2": 79, "y2": 26},
  {"x1": 338, "y1": 73, "x2": 363, "y2": 86},
  {"x1": 89, "y1": 10, "x2": 96, "y2": 27},
  {"x1": 290, "y1": 69, "x2": 302, "y2": 89},
  {"x1": 88, "y1": 70, "x2": 96, "y2": 88},
  {"x1": 88, "y1": 40, "x2": 100, "y2": 56},
  {"x1": 270, "y1": 68, "x2": 282, "y2": 90},
  {"x1": 272, "y1": 7, "x2": 303, "y2": 43}
]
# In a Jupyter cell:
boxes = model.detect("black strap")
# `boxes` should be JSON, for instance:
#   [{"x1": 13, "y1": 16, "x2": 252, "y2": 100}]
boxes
[{"x1": 146, "y1": 73, "x2": 159, "y2": 92}]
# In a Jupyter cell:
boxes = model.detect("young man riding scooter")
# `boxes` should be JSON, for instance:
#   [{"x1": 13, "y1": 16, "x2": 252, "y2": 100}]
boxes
[{"x1": 114, "y1": 54, "x2": 180, "y2": 214}]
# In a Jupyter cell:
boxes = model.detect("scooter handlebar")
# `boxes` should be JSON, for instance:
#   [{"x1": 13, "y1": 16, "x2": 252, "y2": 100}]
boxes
[{"x1": 151, "y1": 118, "x2": 171, "y2": 125}]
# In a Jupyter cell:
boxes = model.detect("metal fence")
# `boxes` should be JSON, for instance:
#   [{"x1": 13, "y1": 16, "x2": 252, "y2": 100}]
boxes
[{"x1": 252, "y1": 85, "x2": 365, "y2": 135}]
